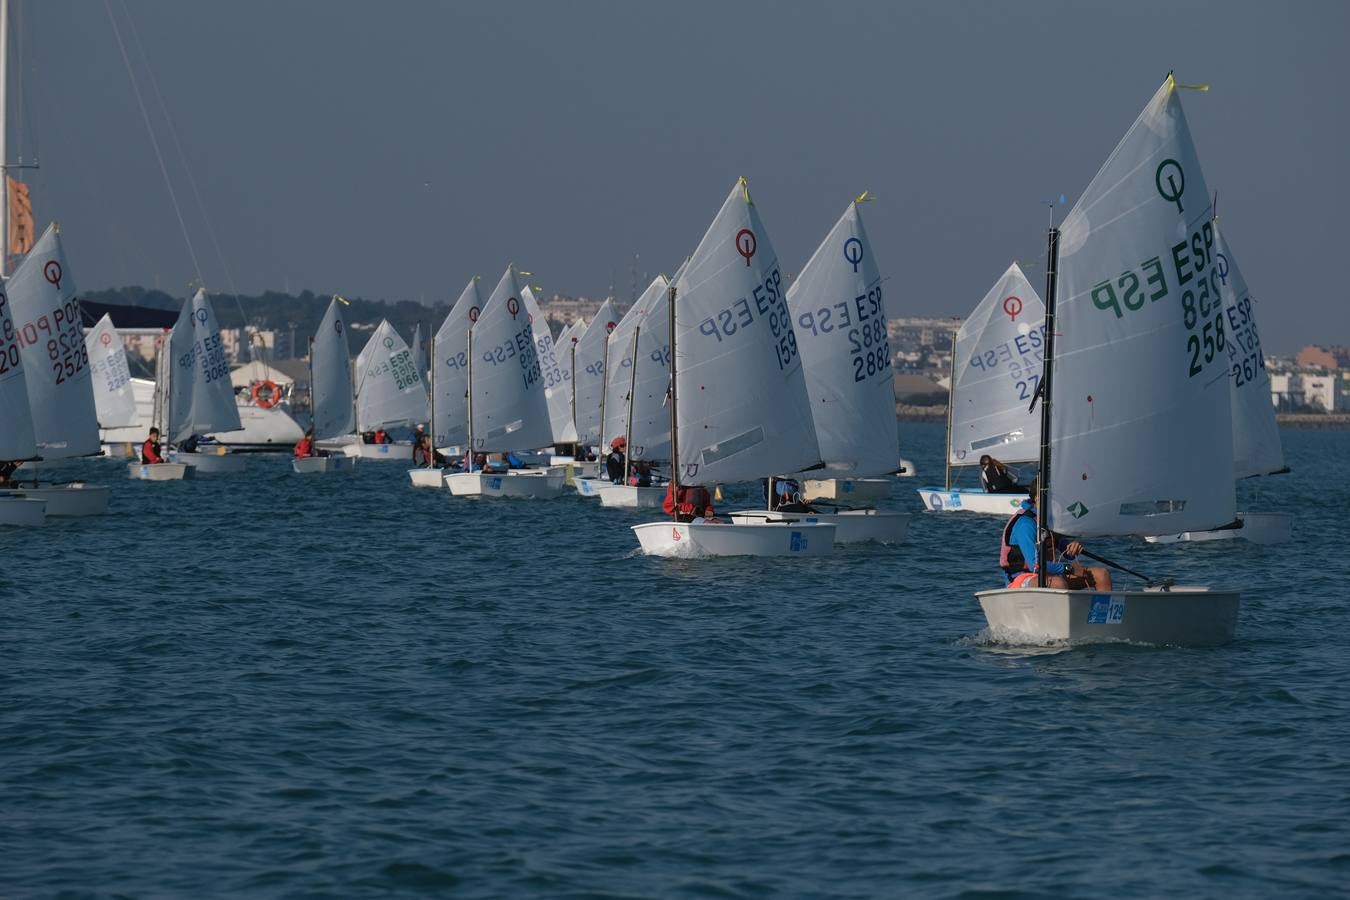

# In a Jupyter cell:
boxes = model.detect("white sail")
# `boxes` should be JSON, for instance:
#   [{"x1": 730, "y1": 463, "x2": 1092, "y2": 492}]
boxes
[
  {"x1": 432, "y1": 278, "x2": 480, "y2": 447},
  {"x1": 0, "y1": 269, "x2": 37, "y2": 460},
  {"x1": 603, "y1": 275, "x2": 671, "y2": 461},
  {"x1": 166, "y1": 301, "x2": 193, "y2": 440},
  {"x1": 168, "y1": 289, "x2": 244, "y2": 441},
  {"x1": 1214, "y1": 225, "x2": 1283, "y2": 480},
  {"x1": 311, "y1": 296, "x2": 355, "y2": 441},
  {"x1": 674, "y1": 178, "x2": 819, "y2": 485},
  {"x1": 468, "y1": 266, "x2": 551, "y2": 451},
  {"x1": 411, "y1": 322, "x2": 428, "y2": 382},
  {"x1": 948, "y1": 262, "x2": 1045, "y2": 466},
  {"x1": 571, "y1": 297, "x2": 617, "y2": 445},
  {"x1": 1051, "y1": 76, "x2": 1235, "y2": 536},
  {"x1": 556, "y1": 319, "x2": 585, "y2": 443},
  {"x1": 788, "y1": 201, "x2": 896, "y2": 477},
  {"x1": 522, "y1": 285, "x2": 569, "y2": 444},
  {"x1": 6, "y1": 224, "x2": 100, "y2": 457},
  {"x1": 355, "y1": 320, "x2": 428, "y2": 431},
  {"x1": 86, "y1": 313, "x2": 139, "y2": 428}
]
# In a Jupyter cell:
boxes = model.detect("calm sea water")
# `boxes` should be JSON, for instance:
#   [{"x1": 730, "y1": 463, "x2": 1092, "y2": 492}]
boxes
[{"x1": 4, "y1": 421, "x2": 1348, "y2": 898}]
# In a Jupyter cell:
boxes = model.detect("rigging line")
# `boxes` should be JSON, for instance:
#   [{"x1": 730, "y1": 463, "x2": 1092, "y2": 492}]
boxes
[
  {"x1": 103, "y1": 0, "x2": 204, "y2": 289},
  {"x1": 117, "y1": 0, "x2": 250, "y2": 347}
]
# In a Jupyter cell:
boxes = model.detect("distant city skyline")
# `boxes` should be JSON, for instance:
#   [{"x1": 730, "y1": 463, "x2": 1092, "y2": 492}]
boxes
[{"x1": 10, "y1": 1, "x2": 1347, "y2": 355}]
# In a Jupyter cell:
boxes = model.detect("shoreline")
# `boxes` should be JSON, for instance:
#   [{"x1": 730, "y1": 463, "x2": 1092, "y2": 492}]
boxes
[{"x1": 897, "y1": 404, "x2": 1350, "y2": 429}]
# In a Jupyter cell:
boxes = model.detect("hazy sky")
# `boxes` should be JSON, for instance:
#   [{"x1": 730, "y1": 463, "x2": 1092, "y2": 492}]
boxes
[{"x1": 12, "y1": 1, "x2": 1346, "y2": 352}]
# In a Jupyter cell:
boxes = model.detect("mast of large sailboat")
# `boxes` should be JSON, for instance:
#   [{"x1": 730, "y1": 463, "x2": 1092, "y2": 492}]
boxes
[
  {"x1": 0, "y1": 0, "x2": 8, "y2": 280},
  {"x1": 623, "y1": 325, "x2": 639, "y2": 485},
  {"x1": 1035, "y1": 225, "x2": 1061, "y2": 588},
  {"x1": 666, "y1": 284, "x2": 679, "y2": 521}
]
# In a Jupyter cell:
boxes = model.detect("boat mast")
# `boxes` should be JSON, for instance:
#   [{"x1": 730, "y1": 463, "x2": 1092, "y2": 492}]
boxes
[
  {"x1": 465, "y1": 327, "x2": 474, "y2": 471},
  {"x1": 0, "y1": 0, "x2": 7, "y2": 281},
  {"x1": 666, "y1": 283, "x2": 679, "y2": 520},
  {"x1": 1035, "y1": 224, "x2": 1061, "y2": 588},
  {"x1": 426, "y1": 326, "x2": 435, "y2": 467},
  {"x1": 598, "y1": 316, "x2": 610, "y2": 448},
  {"x1": 569, "y1": 334, "x2": 578, "y2": 456},
  {"x1": 307, "y1": 335, "x2": 315, "y2": 433},
  {"x1": 943, "y1": 322, "x2": 957, "y2": 490},
  {"x1": 623, "y1": 324, "x2": 639, "y2": 484}
]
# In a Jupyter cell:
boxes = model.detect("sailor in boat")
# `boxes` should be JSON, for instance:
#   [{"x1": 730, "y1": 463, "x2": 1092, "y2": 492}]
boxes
[
  {"x1": 372, "y1": 427, "x2": 390, "y2": 445},
  {"x1": 294, "y1": 428, "x2": 317, "y2": 459},
  {"x1": 483, "y1": 453, "x2": 511, "y2": 474},
  {"x1": 0, "y1": 461, "x2": 17, "y2": 486},
  {"x1": 980, "y1": 455, "x2": 1024, "y2": 494},
  {"x1": 141, "y1": 428, "x2": 165, "y2": 464},
  {"x1": 1001, "y1": 480, "x2": 1112, "y2": 591},
  {"x1": 764, "y1": 478, "x2": 817, "y2": 514},
  {"x1": 629, "y1": 460, "x2": 654, "y2": 487},
  {"x1": 605, "y1": 436, "x2": 627, "y2": 483},
  {"x1": 663, "y1": 483, "x2": 717, "y2": 523}
]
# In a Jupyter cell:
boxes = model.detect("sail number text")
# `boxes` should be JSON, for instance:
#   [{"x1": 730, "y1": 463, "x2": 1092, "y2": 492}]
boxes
[
  {"x1": 1088, "y1": 219, "x2": 1226, "y2": 379},
  {"x1": 6, "y1": 294, "x2": 89, "y2": 385},
  {"x1": 480, "y1": 323, "x2": 542, "y2": 390},
  {"x1": 696, "y1": 267, "x2": 799, "y2": 371},
  {"x1": 795, "y1": 283, "x2": 891, "y2": 383}
]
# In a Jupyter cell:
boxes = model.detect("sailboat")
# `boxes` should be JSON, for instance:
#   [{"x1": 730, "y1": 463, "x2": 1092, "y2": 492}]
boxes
[
  {"x1": 918, "y1": 262, "x2": 1045, "y2": 515},
  {"x1": 3, "y1": 224, "x2": 110, "y2": 515},
  {"x1": 165, "y1": 289, "x2": 247, "y2": 474},
  {"x1": 545, "y1": 316, "x2": 581, "y2": 449},
  {"x1": 86, "y1": 312, "x2": 139, "y2": 433},
  {"x1": 408, "y1": 278, "x2": 478, "y2": 487},
  {"x1": 0, "y1": 253, "x2": 44, "y2": 524},
  {"x1": 444, "y1": 266, "x2": 564, "y2": 498},
  {"x1": 597, "y1": 274, "x2": 673, "y2": 509},
  {"x1": 129, "y1": 290, "x2": 242, "y2": 479},
  {"x1": 294, "y1": 296, "x2": 357, "y2": 473},
  {"x1": 727, "y1": 197, "x2": 910, "y2": 543},
  {"x1": 347, "y1": 319, "x2": 426, "y2": 460},
  {"x1": 1146, "y1": 223, "x2": 1289, "y2": 543},
  {"x1": 631, "y1": 178, "x2": 835, "y2": 557},
  {"x1": 977, "y1": 76, "x2": 1240, "y2": 645},
  {"x1": 571, "y1": 296, "x2": 616, "y2": 448},
  {"x1": 520, "y1": 284, "x2": 585, "y2": 471}
]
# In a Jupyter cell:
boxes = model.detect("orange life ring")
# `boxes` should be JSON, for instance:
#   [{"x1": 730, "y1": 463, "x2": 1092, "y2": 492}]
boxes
[{"x1": 252, "y1": 379, "x2": 281, "y2": 408}]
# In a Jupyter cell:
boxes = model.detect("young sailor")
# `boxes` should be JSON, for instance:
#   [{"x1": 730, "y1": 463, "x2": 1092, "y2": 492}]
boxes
[
  {"x1": 1001, "y1": 480, "x2": 1112, "y2": 590},
  {"x1": 663, "y1": 483, "x2": 716, "y2": 523},
  {"x1": 141, "y1": 427, "x2": 164, "y2": 464},
  {"x1": 294, "y1": 428, "x2": 316, "y2": 459}
]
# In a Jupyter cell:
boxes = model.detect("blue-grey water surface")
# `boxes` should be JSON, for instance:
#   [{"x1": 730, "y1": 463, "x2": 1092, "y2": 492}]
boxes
[{"x1": 4, "y1": 421, "x2": 1348, "y2": 898}]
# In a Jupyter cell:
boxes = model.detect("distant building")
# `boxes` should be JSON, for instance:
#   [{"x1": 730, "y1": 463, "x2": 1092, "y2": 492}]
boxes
[
  {"x1": 1271, "y1": 371, "x2": 1343, "y2": 412},
  {"x1": 1295, "y1": 345, "x2": 1338, "y2": 369}
]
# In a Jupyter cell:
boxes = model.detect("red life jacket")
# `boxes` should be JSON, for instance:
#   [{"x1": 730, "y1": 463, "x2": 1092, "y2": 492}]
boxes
[
  {"x1": 662, "y1": 484, "x2": 712, "y2": 518},
  {"x1": 293, "y1": 437, "x2": 313, "y2": 458},
  {"x1": 141, "y1": 438, "x2": 163, "y2": 464}
]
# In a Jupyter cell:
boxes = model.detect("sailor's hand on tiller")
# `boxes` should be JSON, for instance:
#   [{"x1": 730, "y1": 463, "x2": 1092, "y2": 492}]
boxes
[{"x1": 1065, "y1": 540, "x2": 1084, "y2": 558}]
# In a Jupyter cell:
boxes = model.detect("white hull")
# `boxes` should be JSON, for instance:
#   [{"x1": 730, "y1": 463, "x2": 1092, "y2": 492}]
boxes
[
  {"x1": 407, "y1": 467, "x2": 448, "y2": 488},
  {"x1": 0, "y1": 494, "x2": 46, "y2": 526},
  {"x1": 573, "y1": 476, "x2": 620, "y2": 499},
  {"x1": 896, "y1": 458, "x2": 917, "y2": 478},
  {"x1": 976, "y1": 586, "x2": 1240, "y2": 647},
  {"x1": 171, "y1": 450, "x2": 247, "y2": 474},
  {"x1": 728, "y1": 508, "x2": 911, "y2": 544},
  {"x1": 802, "y1": 477, "x2": 891, "y2": 503},
  {"x1": 598, "y1": 485, "x2": 667, "y2": 508},
  {"x1": 127, "y1": 462, "x2": 192, "y2": 481},
  {"x1": 632, "y1": 520, "x2": 836, "y2": 557},
  {"x1": 1143, "y1": 512, "x2": 1293, "y2": 545},
  {"x1": 344, "y1": 441, "x2": 414, "y2": 461},
  {"x1": 917, "y1": 486, "x2": 1027, "y2": 515},
  {"x1": 11, "y1": 483, "x2": 110, "y2": 517},
  {"x1": 445, "y1": 471, "x2": 566, "y2": 498},
  {"x1": 291, "y1": 455, "x2": 356, "y2": 474}
]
